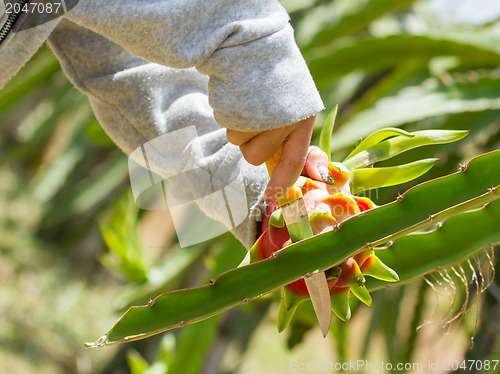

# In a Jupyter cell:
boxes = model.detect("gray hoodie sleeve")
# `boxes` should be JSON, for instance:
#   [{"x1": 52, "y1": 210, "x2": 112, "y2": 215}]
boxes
[
  {"x1": 62, "y1": 0, "x2": 324, "y2": 131},
  {"x1": 47, "y1": 19, "x2": 270, "y2": 248},
  {"x1": 48, "y1": 1, "x2": 324, "y2": 248},
  {"x1": 2, "y1": 0, "x2": 324, "y2": 248}
]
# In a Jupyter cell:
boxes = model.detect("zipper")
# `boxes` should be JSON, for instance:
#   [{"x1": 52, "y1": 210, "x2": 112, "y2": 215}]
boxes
[{"x1": 0, "y1": 0, "x2": 30, "y2": 45}]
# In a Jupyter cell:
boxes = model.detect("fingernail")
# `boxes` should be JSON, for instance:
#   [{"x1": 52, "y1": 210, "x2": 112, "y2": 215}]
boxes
[
  {"x1": 264, "y1": 197, "x2": 274, "y2": 206},
  {"x1": 319, "y1": 167, "x2": 334, "y2": 184}
]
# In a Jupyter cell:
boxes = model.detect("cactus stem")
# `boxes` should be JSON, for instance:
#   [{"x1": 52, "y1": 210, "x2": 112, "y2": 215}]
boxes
[
  {"x1": 397, "y1": 193, "x2": 404, "y2": 202},
  {"x1": 459, "y1": 163, "x2": 468, "y2": 172},
  {"x1": 368, "y1": 187, "x2": 500, "y2": 249},
  {"x1": 148, "y1": 298, "x2": 155, "y2": 307}
]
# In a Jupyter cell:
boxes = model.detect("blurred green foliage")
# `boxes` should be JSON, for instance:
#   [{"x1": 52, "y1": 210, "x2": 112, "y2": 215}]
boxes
[{"x1": 0, "y1": 0, "x2": 499, "y2": 373}]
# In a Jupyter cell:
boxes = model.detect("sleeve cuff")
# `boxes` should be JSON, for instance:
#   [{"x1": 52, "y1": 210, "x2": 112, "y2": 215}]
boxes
[{"x1": 197, "y1": 24, "x2": 324, "y2": 132}]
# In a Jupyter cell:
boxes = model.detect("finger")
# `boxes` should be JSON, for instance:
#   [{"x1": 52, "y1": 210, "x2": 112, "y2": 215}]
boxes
[
  {"x1": 302, "y1": 149, "x2": 333, "y2": 184},
  {"x1": 239, "y1": 125, "x2": 294, "y2": 166},
  {"x1": 264, "y1": 117, "x2": 315, "y2": 202},
  {"x1": 226, "y1": 129, "x2": 262, "y2": 146}
]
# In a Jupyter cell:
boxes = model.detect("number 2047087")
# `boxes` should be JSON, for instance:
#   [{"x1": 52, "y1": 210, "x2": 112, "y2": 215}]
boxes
[
  {"x1": 5, "y1": 2, "x2": 63, "y2": 14},
  {"x1": 443, "y1": 360, "x2": 498, "y2": 372}
]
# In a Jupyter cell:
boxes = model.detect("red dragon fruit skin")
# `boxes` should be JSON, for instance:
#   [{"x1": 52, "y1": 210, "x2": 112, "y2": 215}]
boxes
[{"x1": 253, "y1": 166, "x2": 398, "y2": 320}]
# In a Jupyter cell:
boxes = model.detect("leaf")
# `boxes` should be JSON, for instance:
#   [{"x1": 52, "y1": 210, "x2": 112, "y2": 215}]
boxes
[
  {"x1": 99, "y1": 193, "x2": 149, "y2": 284},
  {"x1": 127, "y1": 350, "x2": 150, "y2": 374},
  {"x1": 331, "y1": 289, "x2": 351, "y2": 322},
  {"x1": 280, "y1": 0, "x2": 316, "y2": 14},
  {"x1": 269, "y1": 208, "x2": 285, "y2": 228},
  {"x1": 41, "y1": 151, "x2": 129, "y2": 227},
  {"x1": 331, "y1": 74, "x2": 500, "y2": 151},
  {"x1": 0, "y1": 45, "x2": 62, "y2": 112},
  {"x1": 167, "y1": 319, "x2": 218, "y2": 374},
  {"x1": 85, "y1": 120, "x2": 115, "y2": 147},
  {"x1": 318, "y1": 105, "x2": 338, "y2": 161},
  {"x1": 278, "y1": 286, "x2": 308, "y2": 332},
  {"x1": 87, "y1": 150, "x2": 500, "y2": 346},
  {"x1": 343, "y1": 130, "x2": 468, "y2": 170},
  {"x1": 116, "y1": 245, "x2": 206, "y2": 309},
  {"x1": 303, "y1": 0, "x2": 419, "y2": 50},
  {"x1": 344, "y1": 128, "x2": 414, "y2": 161},
  {"x1": 349, "y1": 158, "x2": 438, "y2": 194},
  {"x1": 167, "y1": 235, "x2": 246, "y2": 374},
  {"x1": 309, "y1": 34, "x2": 500, "y2": 87},
  {"x1": 278, "y1": 295, "x2": 297, "y2": 333},
  {"x1": 350, "y1": 285, "x2": 372, "y2": 306},
  {"x1": 361, "y1": 255, "x2": 399, "y2": 282}
]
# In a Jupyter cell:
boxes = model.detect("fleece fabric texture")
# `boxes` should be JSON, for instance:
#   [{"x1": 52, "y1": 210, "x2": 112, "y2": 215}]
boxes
[{"x1": 0, "y1": 0, "x2": 324, "y2": 248}]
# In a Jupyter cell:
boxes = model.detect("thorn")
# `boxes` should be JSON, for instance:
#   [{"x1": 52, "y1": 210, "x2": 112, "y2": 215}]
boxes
[
  {"x1": 488, "y1": 186, "x2": 497, "y2": 194},
  {"x1": 123, "y1": 337, "x2": 129, "y2": 342},
  {"x1": 334, "y1": 223, "x2": 342, "y2": 231},
  {"x1": 179, "y1": 321, "x2": 185, "y2": 327},
  {"x1": 147, "y1": 298, "x2": 155, "y2": 307},
  {"x1": 459, "y1": 163, "x2": 468, "y2": 173},
  {"x1": 271, "y1": 252, "x2": 278, "y2": 259},
  {"x1": 209, "y1": 278, "x2": 216, "y2": 286},
  {"x1": 429, "y1": 214, "x2": 435, "y2": 221},
  {"x1": 242, "y1": 298, "x2": 250, "y2": 304},
  {"x1": 396, "y1": 193, "x2": 404, "y2": 202},
  {"x1": 92, "y1": 336, "x2": 107, "y2": 347},
  {"x1": 386, "y1": 241, "x2": 394, "y2": 247},
  {"x1": 436, "y1": 222, "x2": 443, "y2": 229},
  {"x1": 364, "y1": 242, "x2": 372, "y2": 249},
  {"x1": 304, "y1": 273, "x2": 312, "y2": 279}
]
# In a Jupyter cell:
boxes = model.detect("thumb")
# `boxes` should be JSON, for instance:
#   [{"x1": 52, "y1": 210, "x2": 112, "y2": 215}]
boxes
[{"x1": 302, "y1": 149, "x2": 334, "y2": 184}]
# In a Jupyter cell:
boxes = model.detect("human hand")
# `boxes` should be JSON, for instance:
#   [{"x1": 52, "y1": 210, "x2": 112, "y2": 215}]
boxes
[{"x1": 226, "y1": 116, "x2": 332, "y2": 203}]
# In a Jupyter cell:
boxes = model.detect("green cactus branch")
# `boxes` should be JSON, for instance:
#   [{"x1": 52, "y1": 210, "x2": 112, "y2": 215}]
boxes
[
  {"x1": 88, "y1": 150, "x2": 500, "y2": 346},
  {"x1": 367, "y1": 198, "x2": 500, "y2": 291}
]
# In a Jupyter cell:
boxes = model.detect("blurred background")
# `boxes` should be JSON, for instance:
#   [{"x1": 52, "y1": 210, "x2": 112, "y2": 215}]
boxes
[{"x1": 0, "y1": 0, "x2": 499, "y2": 373}]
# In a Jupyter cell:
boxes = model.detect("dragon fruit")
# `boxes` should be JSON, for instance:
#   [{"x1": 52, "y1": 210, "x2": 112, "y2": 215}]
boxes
[
  {"x1": 251, "y1": 161, "x2": 399, "y2": 325},
  {"x1": 245, "y1": 106, "x2": 468, "y2": 332}
]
